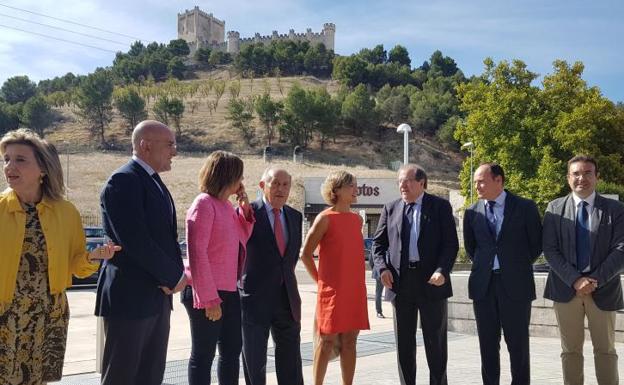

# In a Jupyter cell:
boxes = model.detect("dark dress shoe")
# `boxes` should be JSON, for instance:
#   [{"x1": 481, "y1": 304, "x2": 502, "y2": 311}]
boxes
[{"x1": 376, "y1": 312, "x2": 385, "y2": 318}]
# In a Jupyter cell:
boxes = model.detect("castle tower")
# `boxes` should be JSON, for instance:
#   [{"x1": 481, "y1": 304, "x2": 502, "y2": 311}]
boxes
[
  {"x1": 178, "y1": 6, "x2": 225, "y2": 53},
  {"x1": 227, "y1": 31, "x2": 240, "y2": 54},
  {"x1": 322, "y1": 23, "x2": 336, "y2": 51}
]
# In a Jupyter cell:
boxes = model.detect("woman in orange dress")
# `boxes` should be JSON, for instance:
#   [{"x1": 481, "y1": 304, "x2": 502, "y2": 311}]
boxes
[{"x1": 300, "y1": 170, "x2": 370, "y2": 385}]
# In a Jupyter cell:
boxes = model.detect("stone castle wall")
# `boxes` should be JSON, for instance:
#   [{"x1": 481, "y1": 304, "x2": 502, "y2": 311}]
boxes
[{"x1": 178, "y1": 7, "x2": 334, "y2": 55}]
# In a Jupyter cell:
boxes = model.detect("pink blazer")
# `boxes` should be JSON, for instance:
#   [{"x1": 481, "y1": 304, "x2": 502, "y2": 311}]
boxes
[{"x1": 185, "y1": 193, "x2": 254, "y2": 308}]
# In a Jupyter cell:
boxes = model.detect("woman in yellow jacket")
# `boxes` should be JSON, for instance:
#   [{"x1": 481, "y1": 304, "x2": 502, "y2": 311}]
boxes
[{"x1": 0, "y1": 129, "x2": 120, "y2": 385}]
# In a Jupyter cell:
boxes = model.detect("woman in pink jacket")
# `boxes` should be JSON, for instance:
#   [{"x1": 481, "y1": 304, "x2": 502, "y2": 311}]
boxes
[{"x1": 182, "y1": 150, "x2": 254, "y2": 385}]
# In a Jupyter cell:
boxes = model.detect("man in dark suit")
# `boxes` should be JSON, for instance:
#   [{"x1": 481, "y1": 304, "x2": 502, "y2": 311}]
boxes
[
  {"x1": 463, "y1": 163, "x2": 542, "y2": 385},
  {"x1": 372, "y1": 164, "x2": 458, "y2": 385},
  {"x1": 239, "y1": 167, "x2": 304, "y2": 385},
  {"x1": 95, "y1": 120, "x2": 187, "y2": 385},
  {"x1": 543, "y1": 155, "x2": 624, "y2": 385}
]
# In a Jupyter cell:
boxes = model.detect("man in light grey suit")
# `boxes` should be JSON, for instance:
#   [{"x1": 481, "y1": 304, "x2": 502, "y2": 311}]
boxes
[{"x1": 543, "y1": 155, "x2": 624, "y2": 385}]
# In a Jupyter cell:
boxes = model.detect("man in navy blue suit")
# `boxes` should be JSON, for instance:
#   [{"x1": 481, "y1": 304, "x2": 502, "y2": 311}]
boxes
[
  {"x1": 239, "y1": 167, "x2": 304, "y2": 385},
  {"x1": 463, "y1": 163, "x2": 542, "y2": 385},
  {"x1": 95, "y1": 120, "x2": 187, "y2": 385}
]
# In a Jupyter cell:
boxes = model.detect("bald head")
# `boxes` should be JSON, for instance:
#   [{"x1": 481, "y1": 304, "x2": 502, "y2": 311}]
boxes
[
  {"x1": 260, "y1": 167, "x2": 292, "y2": 209},
  {"x1": 131, "y1": 120, "x2": 177, "y2": 173},
  {"x1": 132, "y1": 120, "x2": 171, "y2": 152}
]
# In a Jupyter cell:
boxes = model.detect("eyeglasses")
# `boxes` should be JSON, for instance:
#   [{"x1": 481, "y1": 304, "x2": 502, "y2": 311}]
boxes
[{"x1": 568, "y1": 171, "x2": 595, "y2": 179}]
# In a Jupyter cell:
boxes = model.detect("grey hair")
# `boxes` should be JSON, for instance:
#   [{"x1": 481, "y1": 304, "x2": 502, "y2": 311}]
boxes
[
  {"x1": 398, "y1": 163, "x2": 428, "y2": 189},
  {"x1": 261, "y1": 166, "x2": 291, "y2": 183}
]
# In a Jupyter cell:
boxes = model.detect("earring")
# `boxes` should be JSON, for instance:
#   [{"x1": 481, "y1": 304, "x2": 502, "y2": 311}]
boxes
[{"x1": 39, "y1": 174, "x2": 44, "y2": 184}]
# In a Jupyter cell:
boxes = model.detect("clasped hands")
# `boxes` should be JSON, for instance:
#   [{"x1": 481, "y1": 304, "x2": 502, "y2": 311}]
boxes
[
  {"x1": 380, "y1": 270, "x2": 446, "y2": 288},
  {"x1": 573, "y1": 276, "x2": 598, "y2": 296}
]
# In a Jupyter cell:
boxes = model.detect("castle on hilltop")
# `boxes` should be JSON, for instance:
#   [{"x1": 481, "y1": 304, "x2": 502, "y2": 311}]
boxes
[{"x1": 177, "y1": 6, "x2": 335, "y2": 55}]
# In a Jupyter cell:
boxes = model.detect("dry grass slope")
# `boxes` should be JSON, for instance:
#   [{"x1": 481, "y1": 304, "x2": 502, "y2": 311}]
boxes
[{"x1": 43, "y1": 71, "x2": 461, "y2": 178}]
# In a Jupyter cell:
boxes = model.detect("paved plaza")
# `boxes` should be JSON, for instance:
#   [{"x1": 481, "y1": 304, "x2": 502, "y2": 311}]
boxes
[{"x1": 55, "y1": 265, "x2": 624, "y2": 384}]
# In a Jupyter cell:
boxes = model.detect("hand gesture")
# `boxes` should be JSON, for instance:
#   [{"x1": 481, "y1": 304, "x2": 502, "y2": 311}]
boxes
[
  {"x1": 88, "y1": 241, "x2": 121, "y2": 262},
  {"x1": 205, "y1": 304, "x2": 222, "y2": 321},
  {"x1": 428, "y1": 272, "x2": 446, "y2": 286},
  {"x1": 236, "y1": 183, "x2": 251, "y2": 217}
]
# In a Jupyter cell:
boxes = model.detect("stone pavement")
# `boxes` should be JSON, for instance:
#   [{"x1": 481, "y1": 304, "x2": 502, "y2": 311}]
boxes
[{"x1": 54, "y1": 265, "x2": 624, "y2": 384}]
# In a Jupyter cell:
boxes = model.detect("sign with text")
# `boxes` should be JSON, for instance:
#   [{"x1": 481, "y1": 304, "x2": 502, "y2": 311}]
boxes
[{"x1": 304, "y1": 177, "x2": 398, "y2": 206}]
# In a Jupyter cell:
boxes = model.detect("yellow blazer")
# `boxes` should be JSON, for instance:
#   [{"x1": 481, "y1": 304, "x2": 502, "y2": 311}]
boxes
[{"x1": 0, "y1": 189, "x2": 98, "y2": 312}]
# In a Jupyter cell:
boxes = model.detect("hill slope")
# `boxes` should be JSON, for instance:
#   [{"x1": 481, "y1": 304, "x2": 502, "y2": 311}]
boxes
[{"x1": 44, "y1": 70, "x2": 461, "y2": 182}]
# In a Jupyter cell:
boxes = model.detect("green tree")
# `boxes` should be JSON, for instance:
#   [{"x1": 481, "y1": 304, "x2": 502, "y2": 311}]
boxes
[
  {"x1": 1, "y1": 76, "x2": 37, "y2": 104},
  {"x1": 310, "y1": 88, "x2": 340, "y2": 149},
  {"x1": 455, "y1": 58, "x2": 624, "y2": 209},
  {"x1": 358, "y1": 44, "x2": 386, "y2": 65},
  {"x1": 254, "y1": 93, "x2": 283, "y2": 146},
  {"x1": 21, "y1": 96, "x2": 52, "y2": 137},
  {"x1": 168, "y1": 39, "x2": 190, "y2": 57},
  {"x1": 113, "y1": 87, "x2": 147, "y2": 133},
  {"x1": 341, "y1": 84, "x2": 378, "y2": 135},
  {"x1": 281, "y1": 85, "x2": 316, "y2": 146},
  {"x1": 332, "y1": 56, "x2": 368, "y2": 88},
  {"x1": 153, "y1": 96, "x2": 185, "y2": 136},
  {"x1": 167, "y1": 97, "x2": 185, "y2": 136},
  {"x1": 144, "y1": 51, "x2": 170, "y2": 81},
  {"x1": 227, "y1": 97, "x2": 255, "y2": 144},
  {"x1": 388, "y1": 45, "x2": 411, "y2": 67},
  {"x1": 168, "y1": 57, "x2": 186, "y2": 80},
  {"x1": 377, "y1": 94, "x2": 410, "y2": 126},
  {"x1": 427, "y1": 50, "x2": 461, "y2": 77},
  {"x1": 113, "y1": 56, "x2": 146, "y2": 84},
  {"x1": 128, "y1": 41, "x2": 146, "y2": 56},
  {"x1": 75, "y1": 70, "x2": 114, "y2": 147},
  {"x1": 194, "y1": 47, "x2": 212, "y2": 64},
  {"x1": 0, "y1": 101, "x2": 20, "y2": 134}
]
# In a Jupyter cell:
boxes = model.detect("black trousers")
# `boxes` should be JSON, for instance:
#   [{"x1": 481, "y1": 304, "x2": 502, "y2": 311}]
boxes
[
  {"x1": 393, "y1": 268, "x2": 448, "y2": 385},
  {"x1": 242, "y1": 286, "x2": 303, "y2": 385},
  {"x1": 375, "y1": 277, "x2": 384, "y2": 314},
  {"x1": 181, "y1": 287, "x2": 242, "y2": 385},
  {"x1": 101, "y1": 295, "x2": 171, "y2": 385},
  {"x1": 473, "y1": 274, "x2": 532, "y2": 385}
]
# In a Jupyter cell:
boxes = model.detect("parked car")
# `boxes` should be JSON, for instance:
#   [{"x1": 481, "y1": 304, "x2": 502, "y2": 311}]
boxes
[
  {"x1": 84, "y1": 226, "x2": 105, "y2": 239},
  {"x1": 71, "y1": 227, "x2": 105, "y2": 288}
]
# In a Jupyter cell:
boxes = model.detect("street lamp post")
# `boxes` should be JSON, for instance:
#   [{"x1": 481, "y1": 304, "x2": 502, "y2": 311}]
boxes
[
  {"x1": 461, "y1": 141, "x2": 474, "y2": 203},
  {"x1": 396, "y1": 123, "x2": 412, "y2": 165}
]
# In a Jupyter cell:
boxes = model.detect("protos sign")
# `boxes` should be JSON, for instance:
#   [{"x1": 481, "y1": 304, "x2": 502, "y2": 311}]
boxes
[{"x1": 304, "y1": 178, "x2": 398, "y2": 206}]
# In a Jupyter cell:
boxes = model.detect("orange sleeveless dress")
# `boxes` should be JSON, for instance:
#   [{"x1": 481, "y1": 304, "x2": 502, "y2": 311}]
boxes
[{"x1": 316, "y1": 209, "x2": 370, "y2": 334}]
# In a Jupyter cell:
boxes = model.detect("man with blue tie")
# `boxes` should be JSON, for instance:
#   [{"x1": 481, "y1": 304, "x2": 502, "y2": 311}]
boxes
[
  {"x1": 463, "y1": 163, "x2": 542, "y2": 385},
  {"x1": 543, "y1": 155, "x2": 624, "y2": 385},
  {"x1": 372, "y1": 164, "x2": 458, "y2": 385}
]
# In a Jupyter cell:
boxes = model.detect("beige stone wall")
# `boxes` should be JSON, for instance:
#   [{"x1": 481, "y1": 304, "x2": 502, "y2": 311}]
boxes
[
  {"x1": 177, "y1": 7, "x2": 334, "y2": 56},
  {"x1": 448, "y1": 272, "x2": 624, "y2": 342},
  {"x1": 178, "y1": 6, "x2": 225, "y2": 53}
]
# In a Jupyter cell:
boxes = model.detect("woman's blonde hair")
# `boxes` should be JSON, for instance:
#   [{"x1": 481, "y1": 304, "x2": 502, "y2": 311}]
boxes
[
  {"x1": 321, "y1": 170, "x2": 355, "y2": 205},
  {"x1": 198, "y1": 150, "x2": 244, "y2": 196},
  {"x1": 0, "y1": 128, "x2": 65, "y2": 200}
]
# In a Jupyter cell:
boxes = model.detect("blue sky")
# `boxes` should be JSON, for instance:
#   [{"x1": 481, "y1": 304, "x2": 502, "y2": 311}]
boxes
[{"x1": 0, "y1": 0, "x2": 622, "y2": 102}]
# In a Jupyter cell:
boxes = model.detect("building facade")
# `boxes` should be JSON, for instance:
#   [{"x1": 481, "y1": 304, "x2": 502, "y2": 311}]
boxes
[{"x1": 177, "y1": 7, "x2": 335, "y2": 55}]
